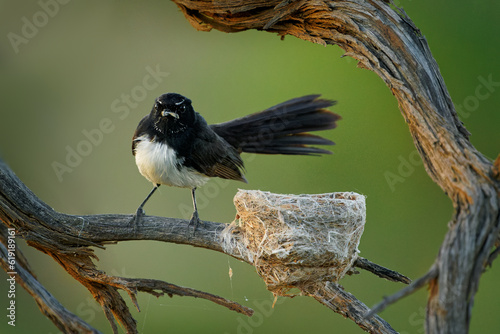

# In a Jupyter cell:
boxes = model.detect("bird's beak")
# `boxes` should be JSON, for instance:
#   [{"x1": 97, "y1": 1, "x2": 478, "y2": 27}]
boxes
[{"x1": 161, "y1": 110, "x2": 179, "y2": 119}]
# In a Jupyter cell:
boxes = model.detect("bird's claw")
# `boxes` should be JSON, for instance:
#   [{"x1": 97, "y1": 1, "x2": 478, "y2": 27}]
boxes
[
  {"x1": 130, "y1": 207, "x2": 145, "y2": 232},
  {"x1": 188, "y1": 211, "x2": 202, "y2": 235}
]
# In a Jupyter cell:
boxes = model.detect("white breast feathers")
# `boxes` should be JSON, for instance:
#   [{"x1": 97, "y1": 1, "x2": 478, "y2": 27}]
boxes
[{"x1": 134, "y1": 135, "x2": 209, "y2": 188}]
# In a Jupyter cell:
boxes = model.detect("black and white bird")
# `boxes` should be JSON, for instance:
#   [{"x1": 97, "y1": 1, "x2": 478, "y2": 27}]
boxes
[{"x1": 131, "y1": 93, "x2": 340, "y2": 228}]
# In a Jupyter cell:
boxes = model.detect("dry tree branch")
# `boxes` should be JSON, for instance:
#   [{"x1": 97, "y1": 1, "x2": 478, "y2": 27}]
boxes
[
  {"x1": 0, "y1": 160, "x2": 252, "y2": 334},
  {"x1": 168, "y1": 0, "x2": 500, "y2": 333},
  {"x1": 0, "y1": 159, "x2": 406, "y2": 333}
]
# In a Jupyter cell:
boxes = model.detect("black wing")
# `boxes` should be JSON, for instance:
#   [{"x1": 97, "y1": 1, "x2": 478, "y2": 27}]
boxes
[{"x1": 184, "y1": 114, "x2": 247, "y2": 183}]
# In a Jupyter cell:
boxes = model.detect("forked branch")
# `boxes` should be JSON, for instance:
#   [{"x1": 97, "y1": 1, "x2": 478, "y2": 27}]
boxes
[{"x1": 0, "y1": 159, "x2": 406, "y2": 333}]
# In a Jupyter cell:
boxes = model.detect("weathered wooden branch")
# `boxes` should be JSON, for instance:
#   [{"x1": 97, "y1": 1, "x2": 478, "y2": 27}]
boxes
[
  {"x1": 0, "y1": 159, "x2": 407, "y2": 333},
  {"x1": 168, "y1": 1, "x2": 500, "y2": 333}
]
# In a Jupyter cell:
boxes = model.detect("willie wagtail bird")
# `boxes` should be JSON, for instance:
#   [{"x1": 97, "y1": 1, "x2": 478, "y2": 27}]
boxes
[{"x1": 131, "y1": 93, "x2": 340, "y2": 228}]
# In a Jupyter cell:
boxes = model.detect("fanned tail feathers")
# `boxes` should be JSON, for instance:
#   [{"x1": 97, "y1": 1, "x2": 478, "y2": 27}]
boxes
[{"x1": 210, "y1": 95, "x2": 340, "y2": 155}]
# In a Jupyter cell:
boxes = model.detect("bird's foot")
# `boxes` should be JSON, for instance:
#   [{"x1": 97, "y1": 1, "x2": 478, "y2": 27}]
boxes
[
  {"x1": 129, "y1": 207, "x2": 145, "y2": 232},
  {"x1": 188, "y1": 211, "x2": 202, "y2": 235}
]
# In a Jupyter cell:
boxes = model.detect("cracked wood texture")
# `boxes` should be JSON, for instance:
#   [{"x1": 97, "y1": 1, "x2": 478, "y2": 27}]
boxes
[{"x1": 169, "y1": 0, "x2": 500, "y2": 333}]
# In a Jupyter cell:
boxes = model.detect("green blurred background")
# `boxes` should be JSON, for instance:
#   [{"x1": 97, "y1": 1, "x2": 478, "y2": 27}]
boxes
[{"x1": 1, "y1": 1, "x2": 499, "y2": 333}]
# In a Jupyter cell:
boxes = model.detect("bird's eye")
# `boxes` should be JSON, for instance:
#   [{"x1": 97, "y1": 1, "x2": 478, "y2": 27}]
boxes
[{"x1": 174, "y1": 99, "x2": 185, "y2": 111}]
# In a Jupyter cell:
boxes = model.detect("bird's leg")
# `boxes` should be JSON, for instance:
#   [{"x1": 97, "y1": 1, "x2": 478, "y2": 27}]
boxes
[
  {"x1": 188, "y1": 187, "x2": 202, "y2": 233},
  {"x1": 130, "y1": 184, "x2": 160, "y2": 230}
]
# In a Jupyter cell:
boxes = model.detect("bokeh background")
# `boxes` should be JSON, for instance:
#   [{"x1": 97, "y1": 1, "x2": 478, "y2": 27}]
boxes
[{"x1": 1, "y1": 1, "x2": 499, "y2": 333}]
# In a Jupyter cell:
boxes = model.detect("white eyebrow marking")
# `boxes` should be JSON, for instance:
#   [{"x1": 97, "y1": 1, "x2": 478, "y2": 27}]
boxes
[{"x1": 174, "y1": 99, "x2": 184, "y2": 105}]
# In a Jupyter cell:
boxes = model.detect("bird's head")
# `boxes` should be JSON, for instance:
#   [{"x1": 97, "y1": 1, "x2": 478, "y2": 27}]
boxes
[{"x1": 151, "y1": 93, "x2": 194, "y2": 134}]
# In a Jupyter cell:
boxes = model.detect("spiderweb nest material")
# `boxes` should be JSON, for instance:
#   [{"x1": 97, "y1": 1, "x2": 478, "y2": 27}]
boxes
[{"x1": 221, "y1": 190, "x2": 366, "y2": 296}]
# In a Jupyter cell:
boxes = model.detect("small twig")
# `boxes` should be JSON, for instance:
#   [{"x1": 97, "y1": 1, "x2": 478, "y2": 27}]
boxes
[
  {"x1": 354, "y1": 257, "x2": 411, "y2": 284},
  {"x1": 365, "y1": 264, "x2": 438, "y2": 318},
  {"x1": 98, "y1": 276, "x2": 254, "y2": 316}
]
